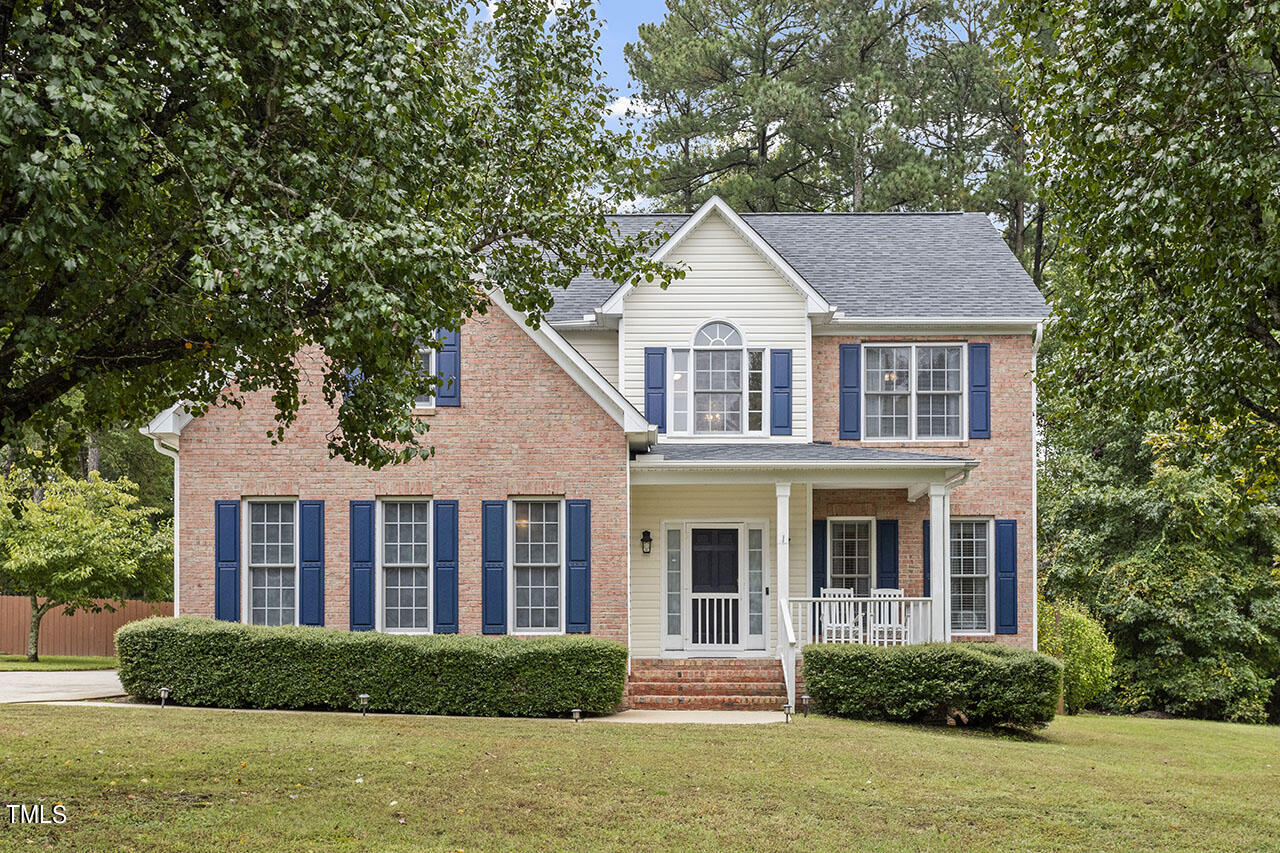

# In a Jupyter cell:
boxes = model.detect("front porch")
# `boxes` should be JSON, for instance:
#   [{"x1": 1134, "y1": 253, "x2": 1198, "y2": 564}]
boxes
[{"x1": 629, "y1": 442, "x2": 979, "y2": 707}]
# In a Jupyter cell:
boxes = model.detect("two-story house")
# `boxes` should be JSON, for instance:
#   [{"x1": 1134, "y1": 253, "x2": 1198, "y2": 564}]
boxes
[{"x1": 142, "y1": 197, "x2": 1048, "y2": 710}]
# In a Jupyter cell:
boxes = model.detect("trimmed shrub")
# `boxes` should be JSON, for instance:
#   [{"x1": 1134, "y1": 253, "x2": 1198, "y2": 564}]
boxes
[
  {"x1": 802, "y1": 642, "x2": 1062, "y2": 728},
  {"x1": 1037, "y1": 598, "x2": 1116, "y2": 713},
  {"x1": 116, "y1": 616, "x2": 627, "y2": 717}
]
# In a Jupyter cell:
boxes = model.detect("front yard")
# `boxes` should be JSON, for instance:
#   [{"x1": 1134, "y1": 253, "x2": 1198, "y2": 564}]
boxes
[
  {"x1": 0, "y1": 654, "x2": 117, "y2": 671},
  {"x1": 0, "y1": 705, "x2": 1276, "y2": 851}
]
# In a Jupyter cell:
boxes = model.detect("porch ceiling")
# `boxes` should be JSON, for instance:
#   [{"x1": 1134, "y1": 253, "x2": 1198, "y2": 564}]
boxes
[{"x1": 630, "y1": 442, "x2": 977, "y2": 491}]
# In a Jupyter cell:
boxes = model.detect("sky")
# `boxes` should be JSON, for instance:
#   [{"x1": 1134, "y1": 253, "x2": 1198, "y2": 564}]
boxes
[{"x1": 596, "y1": 1, "x2": 667, "y2": 111}]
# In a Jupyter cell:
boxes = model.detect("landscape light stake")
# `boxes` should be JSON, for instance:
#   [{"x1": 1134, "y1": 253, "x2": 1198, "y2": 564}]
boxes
[
  {"x1": 571, "y1": 708, "x2": 582, "y2": 722},
  {"x1": 358, "y1": 693, "x2": 370, "y2": 717},
  {"x1": 159, "y1": 687, "x2": 171, "y2": 708},
  {"x1": 783, "y1": 703, "x2": 793, "y2": 724},
  {"x1": 802, "y1": 694, "x2": 809, "y2": 718}
]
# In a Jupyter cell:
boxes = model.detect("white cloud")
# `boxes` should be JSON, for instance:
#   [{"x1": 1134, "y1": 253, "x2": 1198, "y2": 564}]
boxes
[{"x1": 606, "y1": 96, "x2": 655, "y2": 117}]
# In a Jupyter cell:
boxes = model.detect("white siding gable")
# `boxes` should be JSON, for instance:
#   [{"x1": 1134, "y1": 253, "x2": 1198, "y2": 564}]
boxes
[{"x1": 620, "y1": 209, "x2": 811, "y2": 440}]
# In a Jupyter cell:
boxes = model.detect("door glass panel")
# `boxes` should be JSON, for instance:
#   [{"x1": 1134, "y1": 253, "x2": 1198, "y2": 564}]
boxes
[
  {"x1": 665, "y1": 529, "x2": 681, "y2": 636},
  {"x1": 747, "y1": 528, "x2": 764, "y2": 636}
]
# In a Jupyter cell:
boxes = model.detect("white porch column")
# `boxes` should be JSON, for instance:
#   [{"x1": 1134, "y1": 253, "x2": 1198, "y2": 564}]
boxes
[
  {"x1": 929, "y1": 484, "x2": 951, "y2": 642},
  {"x1": 775, "y1": 483, "x2": 791, "y2": 609}
]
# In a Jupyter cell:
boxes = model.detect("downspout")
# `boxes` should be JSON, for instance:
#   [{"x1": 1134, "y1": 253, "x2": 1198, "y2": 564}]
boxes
[
  {"x1": 1030, "y1": 320, "x2": 1045, "y2": 651},
  {"x1": 150, "y1": 438, "x2": 180, "y2": 617}
]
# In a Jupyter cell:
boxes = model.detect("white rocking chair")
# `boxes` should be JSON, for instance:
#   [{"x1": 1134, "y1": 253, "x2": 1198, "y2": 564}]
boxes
[
  {"x1": 868, "y1": 588, "x2": 908, "y2": 646},
  {"x1": 819, "y1": 587, "x2": 858, "y2": 644}
]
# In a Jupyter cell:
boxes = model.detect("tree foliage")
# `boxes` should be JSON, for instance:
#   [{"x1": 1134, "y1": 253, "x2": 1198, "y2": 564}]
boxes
[
  {"x1": 0, "y1": 469, "x2": 171, "y2": 661},
  {"x1": 1037, "y1": 374, "x2": 1280, "y2": 722},
  {"x1": 1001, "y1": 0, "x2": 1280, "y2": 478},
  {"x1": 624, "y1": 0, "x2": 1055, "y2": 278},
  {"x1": 1, "y1": 0, "x2": 679, "y2": 469}
]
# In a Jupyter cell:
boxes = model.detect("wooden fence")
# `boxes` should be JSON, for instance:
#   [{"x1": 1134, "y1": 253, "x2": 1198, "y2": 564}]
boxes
[{"x1": 0, "y1": 595, "x2": 173, "y2": 657}]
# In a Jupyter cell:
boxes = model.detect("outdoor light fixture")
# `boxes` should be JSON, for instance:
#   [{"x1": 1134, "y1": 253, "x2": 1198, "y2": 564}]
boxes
[
  {"x1": 358, "y1": 693, "x2": 370, "y2": 717},
  {"x1": 640, "y1": 530, "x2": 652, "y2": 554},
  {"x1": 802, "y1": 694, "x2": 810, "y2": 718},
  {"x1": 159, "y1": 687, "x2": 171, "y2": 708},
  {"x1": 571, "y1": 708, "x2": 582, "y2": 722},
  {"x1": 783, "y1": 703, "x2": 793, "y2": 724}
]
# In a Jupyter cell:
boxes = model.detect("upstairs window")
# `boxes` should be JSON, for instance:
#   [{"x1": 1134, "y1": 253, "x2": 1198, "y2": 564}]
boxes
[
  {"x1": 414, "y1": 346, "x2": 437, "y2": 409},
  {"x1": 864, "y1": 344, "x2": 964, "y2": 440},
  {"x1": 671, "y1": 321, "x2": 766, "y2": 435}
]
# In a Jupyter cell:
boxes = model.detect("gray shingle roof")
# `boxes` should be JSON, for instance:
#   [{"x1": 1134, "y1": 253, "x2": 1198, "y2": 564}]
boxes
[
  {"x1": 545, "y1": 211, "x2": 1048, "y2": 323},
  {"x1": 636, "y1": 442, "x2": 974, "y2": 465}
]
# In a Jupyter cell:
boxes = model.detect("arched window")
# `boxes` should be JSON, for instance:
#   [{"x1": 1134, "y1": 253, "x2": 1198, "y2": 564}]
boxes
[
  {"x1": 693, "y1": 321, "x2": 742, "y2": 348},
  {"x1": 670, "y1": 321, "x2": 764, "y2": 434}
]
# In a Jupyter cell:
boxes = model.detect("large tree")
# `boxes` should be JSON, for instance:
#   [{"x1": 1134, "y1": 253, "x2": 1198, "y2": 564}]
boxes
[
  {"x1": 1001, "y1": 0, "x2": 1280, "y2": 477},
  {"x1": 624, "y1": 0, "x2": 945, "y2": 212},
  {"x1": 0, "y1": 0, "x2": 676, "y2": 469}
]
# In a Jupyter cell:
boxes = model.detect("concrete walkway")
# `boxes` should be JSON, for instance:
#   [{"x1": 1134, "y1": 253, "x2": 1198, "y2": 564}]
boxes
[
  {"x1": 588, "y1": 709, "x2": 787, "y2": 724},
  {"x1": 0, "y1": 670, "x2": 124, "y2": 703}
]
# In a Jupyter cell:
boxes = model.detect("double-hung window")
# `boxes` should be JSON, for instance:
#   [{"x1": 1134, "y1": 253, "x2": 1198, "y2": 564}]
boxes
[
  {"x1": 513, "y1": 499, "x2": 563, "y2": 632},
  {"x1": 863, "y1": 344, "x2": 964, "y2": 440},
  {"x1": 382, "y1": 500, "x2": 431, "y2": 632},
  {"x1": 828, "y1": 519, "x2": 874, "y2": 595},
  {"x1": 950, "y1": 519, "x2": 992, "y2": 632},
  {"x1": 670, "y1": 321, "x2": 766, "y2": 435},
  {"x1": 248, "y1": 501, "x2": 297, "y2": 626}
]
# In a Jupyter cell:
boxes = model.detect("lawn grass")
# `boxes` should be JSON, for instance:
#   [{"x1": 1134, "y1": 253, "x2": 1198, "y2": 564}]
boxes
[
  {"x1": 0, "y1": 705, "x2": 1276, "y2": 852},
  {"x1": 0, "y1": 654, "x2": 117, "y2": 671}
]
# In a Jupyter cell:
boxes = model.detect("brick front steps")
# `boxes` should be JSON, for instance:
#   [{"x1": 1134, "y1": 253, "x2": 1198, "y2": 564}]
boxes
[{"x1": 627, "y1": 658, "x2": 790, "y2": 711}]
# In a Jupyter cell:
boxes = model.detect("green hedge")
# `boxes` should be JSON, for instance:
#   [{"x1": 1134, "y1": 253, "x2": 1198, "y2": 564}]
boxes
[
  {"x1": 802, "y1": 642, "x2": 1063, "y2": 728},
  {"x1": 1037, "y1": 599, "x2": 1116, "y2": 714},
  {"x1": 116, "y1": 617, "x2": 628, "y2": 717}
]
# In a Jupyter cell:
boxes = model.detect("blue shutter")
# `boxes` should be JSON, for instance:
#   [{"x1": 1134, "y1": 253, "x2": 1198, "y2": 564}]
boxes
[
  {"x1": 436, "y1": 328, "x2": 461, "y2": 406},
  {"x1": 922, "y1": 520, "x2": 931, "y2": 598},
  {"x1": 214, "y1": 501, "x2": 240, "y2": 622},
  {"x1": 995, "y1": 519, "x2": 1018, "y2": 634},
  {"x1": 769, "y1": 349, "x2": 793, "y2": 435},
  {"x1": 565, "y1": 500, "x2": 591, "y2": 633},
  {"x1": 876, "y1": 520, "x2": 899, "y2": 589},
  {"x1": 969, "y1": 342, "x2": 990, "y2": 439},
  {"x1": 349, "y1": 501, "x2": 376, "y2": 631},
  {"x1": 839, "y1": 344, "x2": 861, "y2": 440},
  {"x1": 481, "y1": 501, "x2": 507, "y2": 634},
  {"x1": 433, "y1": 500, "x2": 459, "y2": 633},
  {"x1": 298, "y1": 500, "x2": 325, "y2": 626},
  {"x1": 812, "y1": 519, "x2": 826, "y2": 596},
  {"x1": 644, "y1": 347, "x2": 666, "y2": 433}
]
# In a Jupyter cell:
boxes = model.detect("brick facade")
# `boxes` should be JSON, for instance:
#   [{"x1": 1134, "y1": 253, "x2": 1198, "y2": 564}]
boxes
[
  {"x1": 811, "y1": 334, "x2": 1037, "y2": 648},
  {"x1": 176, "y1": 307, "x2": 631, "y2": 642}
]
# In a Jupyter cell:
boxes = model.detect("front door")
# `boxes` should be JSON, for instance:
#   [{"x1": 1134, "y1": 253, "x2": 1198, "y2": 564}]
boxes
[{"x1": 691, "y1": 528, "x2": 740, "y2": 647}]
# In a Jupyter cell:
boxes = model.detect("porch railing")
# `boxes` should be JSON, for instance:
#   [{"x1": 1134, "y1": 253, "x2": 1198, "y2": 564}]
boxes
[
  {"x1": 779, "y1": 599, "x2": 797, "y2": 708},
  {"x1": 789, "y1": 596, "x2": 934, "y2": 648}
]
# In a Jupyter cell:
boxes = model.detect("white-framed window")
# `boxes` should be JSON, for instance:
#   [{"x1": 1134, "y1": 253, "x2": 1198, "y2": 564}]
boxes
[
  {"x1": 380, "y1": 499, "x2": 431, "y2": 633},
  {"x1": 950, "y1": 518, "x2": 993, "y2": 633},
  {"x1": 246, "y1": 499, "x2": 298, "y2": 626},
  {"x1": 827, "y1": 518, "x2": 876, "y2": 595},
  {"x1": 511, "y1": 498, "x2": 564, "y2": 633},
  {"x1": 863, "y1": 343, "x2": 965, "y2": 440},
  {"x1": 669, "y1": 321, "x2": 767, "y2": 435},
  {"x1": 414, "y1": 346, "x2": 437, "y2": 409}
]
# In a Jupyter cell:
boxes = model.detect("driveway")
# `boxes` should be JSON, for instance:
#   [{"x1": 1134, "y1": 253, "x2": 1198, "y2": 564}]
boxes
[{"x1": 0, "y1": 670, "x2": 125, "y2": 703}]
